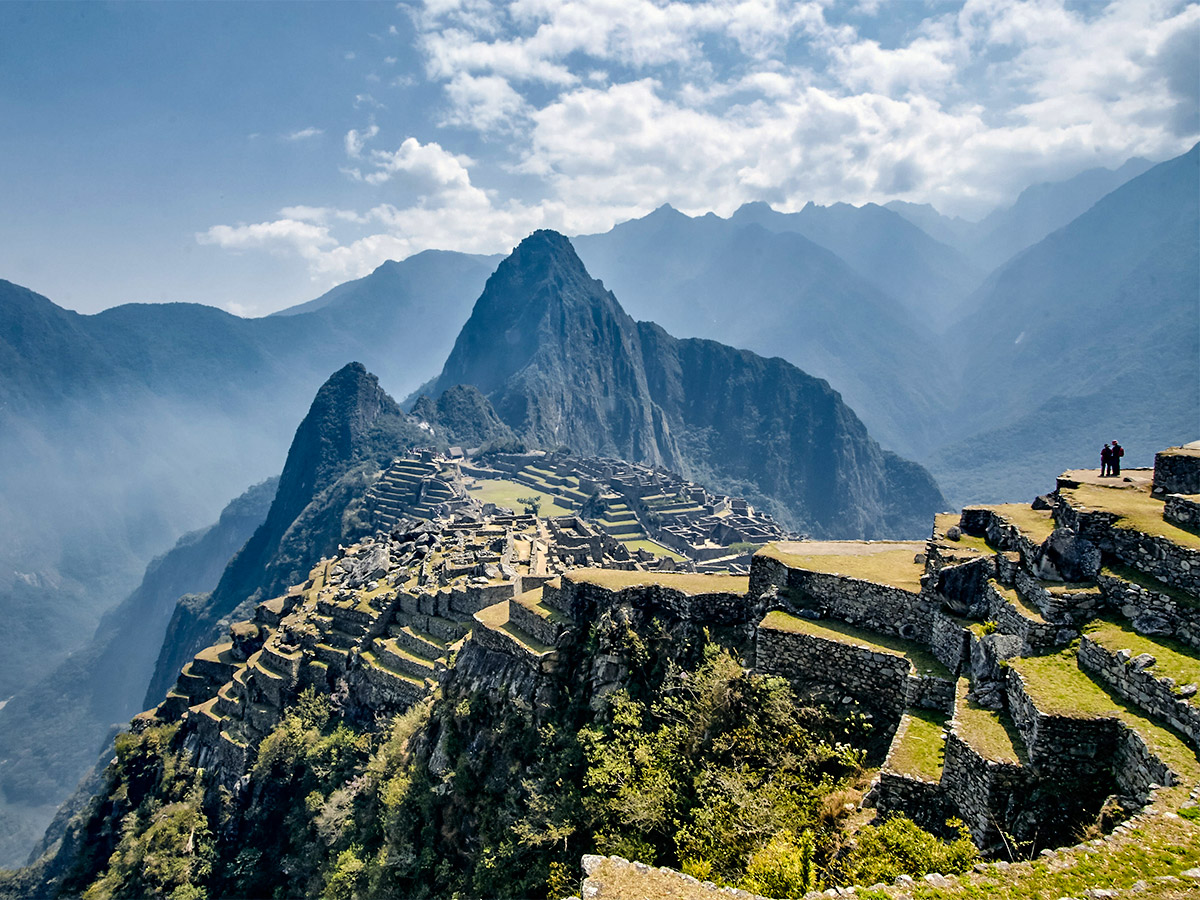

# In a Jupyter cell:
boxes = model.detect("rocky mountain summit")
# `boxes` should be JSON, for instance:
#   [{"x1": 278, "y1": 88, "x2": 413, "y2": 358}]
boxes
[
  {"x1": 430, "y1": 229, "x2": 946, "y2": 539},
  {"x1": 7, "y1": 443, "x2": 1197, "y2": 899}
]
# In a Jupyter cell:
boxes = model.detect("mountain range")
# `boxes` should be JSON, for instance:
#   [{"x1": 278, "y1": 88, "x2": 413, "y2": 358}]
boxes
[{"x1": 0, "y1": 144, "x2": 1195, "y2": 866}]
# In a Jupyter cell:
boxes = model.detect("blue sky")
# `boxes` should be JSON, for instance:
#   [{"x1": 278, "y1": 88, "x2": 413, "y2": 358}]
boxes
[{"x1": 0, "y1": 0, "x2": 1196, "y2": 315}]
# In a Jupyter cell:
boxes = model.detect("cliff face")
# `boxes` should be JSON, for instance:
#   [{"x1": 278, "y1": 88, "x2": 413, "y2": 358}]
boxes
[
  {"x1": 431, "y1": 231, "x2": 945, "y2": 538},
  {"x1": 410, "y1": 384, "x2": 516, "y2": 450}
]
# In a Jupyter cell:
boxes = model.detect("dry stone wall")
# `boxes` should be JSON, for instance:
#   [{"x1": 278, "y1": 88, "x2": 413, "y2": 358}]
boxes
[
  {"x1": 1164, "y1": 494, "x2": 1200, "y2": 530},
  {"x1": 940, "y1": 731, "x2": 1033, "y2": 848},
  {"x1": 1153, "y1": 449, "x2": 1200, "y2": 495},
  {"x1": 1096, "y1": 570, "x2": 1200, "y2": 650},
  {"x1": 1077, "y1": 636, "x2": 1200, "y2": 746}
]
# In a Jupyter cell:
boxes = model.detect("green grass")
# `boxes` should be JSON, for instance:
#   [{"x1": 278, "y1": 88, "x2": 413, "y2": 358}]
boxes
[
  {"x1": 620, "y1": 539, "x2": 686, "y2": 562},
  {"x1": 955, "y1": 682, "x2": 1026, "y2": 764},
  {"x1": 1060, "y1": 484, "x2": 1200, "y2": 551},
  {"x1": 985, "y1": 503, "x2": 1057, "y2": 543},
  {"x1": 756, "y1": 543, "x2": 925, "y2": 592},
  {"x1": 992, "y1": 581, "x2": 1048, "y2": 624},
  {"x1": 1011, "y1": 651, "x2": 1199, "y2": 791},
  {"x1": 1102, "y1": 562, "x2": 1200, "y2": 610},
  {"x1": 469, "y1": 478, "x2": 574, "y2": 517},
  {"x1": 935, "y1": 513, "x2": 998, "y2": 555},
  {"x1": 759, "y1": 610, "x2": 951, "y2": 678},
  {"x1": 887, "y1": 709, "x2": 948, "y2": 780},
  {"x1": 565, "y1": 569, "x2": 749, "y2": 596},
  {"x1": 1084, "y1": 617, "x2": 1200, "y2": 693}
]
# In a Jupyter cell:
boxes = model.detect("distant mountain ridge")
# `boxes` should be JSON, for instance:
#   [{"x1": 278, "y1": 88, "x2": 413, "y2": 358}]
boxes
[{"x1": 431, "y1": 230, "x2": 946, "y2": 538}]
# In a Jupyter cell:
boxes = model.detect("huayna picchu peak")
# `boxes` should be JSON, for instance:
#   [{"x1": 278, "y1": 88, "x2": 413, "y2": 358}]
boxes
[
  {"x1": 430, "y1": 230, "x2": 946, "y2": 539},
  {"x1": 8, "y1": 442, "x2": 1198, "y2": 900}
]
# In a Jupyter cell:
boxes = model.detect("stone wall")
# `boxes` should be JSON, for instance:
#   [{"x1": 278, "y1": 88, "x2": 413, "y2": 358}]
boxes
[
  {"x1": 871, "y1": 771, "x2": 953, "y2": 834},
  {"x1": 755, "y1": 626, "x2": 911, "y2": 717},
  {"x1": 905, "y1": 673, "x2": 956, "y2": 715},
  {"x1": 1154, "y1": 449, "x2": 1200, "y2": 496},
  {"x1": 940, "y1": 732, "x2": 1032, "y2": 849},
  {"x1": 1013, "y1": 568, "x2": 1101, "y2": 626},
  {"x1": 551, "y1": 577, "x2": 754, "y2": 628},
  {"x1": 751, "y1": 554, "x2": 937, "y2": 643},
  {"x1": 985, "y1": 581, "x2": 1070, "y2": 651},
  {"x1": 1006, "y1": 669, "x2": 1118, "y2": 775},
  {"x1": 1077, "y1": 636, "x2": 1200, "y2": 746},
  {"x1": 1112, "y1": 725, "x2": 1177, "y2": 799},
  {"x1": 960, "y1": 507, "x2": 1045, "y2": 565},
  {"x1": 929, "y1": 612, "x2": 970, "y2": 674},
  {"x1": 1096, "y1": 570, "x2": 1200, "y2": 650},
  {"x1": 1164, "y1": 494, "x2": 1200, "y2": 530},
  {"x1": 1056, "y1": 503, "x2": 1200, "y2": 598}
]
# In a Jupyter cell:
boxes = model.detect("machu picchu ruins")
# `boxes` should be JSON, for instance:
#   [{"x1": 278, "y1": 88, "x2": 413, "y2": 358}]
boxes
[{"x1": 135, "y1": 442, "x2": 1200, "y2": 899}]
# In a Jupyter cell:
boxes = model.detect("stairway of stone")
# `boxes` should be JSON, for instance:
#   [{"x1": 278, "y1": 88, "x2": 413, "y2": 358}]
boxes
[{"x1": 366, "y1": 456, "x2": 464, "y2": 529}]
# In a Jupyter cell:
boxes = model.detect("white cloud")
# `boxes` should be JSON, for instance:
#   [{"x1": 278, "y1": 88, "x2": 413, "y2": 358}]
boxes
[
  {"x1": 202, "y1": 0, "x2": 1199, "y2": 291},
  {"x1": 285, "y1": 126, "x2": 325, "y2": 141},
  {"x1": 344, "y1": 124, "x2": 380, "y2": 158}
]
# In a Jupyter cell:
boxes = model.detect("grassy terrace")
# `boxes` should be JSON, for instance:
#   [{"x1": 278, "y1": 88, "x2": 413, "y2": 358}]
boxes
[
  {"x1": 980, "y1": 503, "x2": 1057, "y2": 544},
  {"x1": 468, "y1": 478, "x2": 574, "y2": 517},
  {"x1": 621, "y1": 539, "x2": 686, "y2": 562},
  {"x1": 1011, "y1": 652, "x2": 1200, "y2": 791},
  {"x1": 934, "y1": 513, "x2": 998, "y2": 556},
  {"x1": 1060, "y1": 483, "x2": 1200, "y2": 551},
  {"x1": 955, "y1": 681, "x2": 1026, "y2": 764},
  {"x1": 992, "y1": 581, "x2": 1047, "y2": 624},
  {"x1": 565, "y1": 569, "x2": 749, "y2": 596},
  {"x1": 1084, "y1": 616, "x2": 1200, "y2": 694},
  {"x1": 475, "y1": 600, "x2": 554, "y2": 654},
  {"x1": 760, "y1": 610, "x2": 950, "y2": 678},
  {"x1": 757, "y1": 542, "x2": 925, "y2": 593},
  {"x1": 1102, "y1": 562, "x2": 1200, "y2": 609},
  {"x1": 887, "y1": 709, "x2": 948, "y2": 780}
]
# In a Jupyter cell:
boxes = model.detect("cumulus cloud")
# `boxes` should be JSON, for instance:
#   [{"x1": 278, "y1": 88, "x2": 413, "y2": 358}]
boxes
[{"x1": 201, "y1": 0, "x2": 1200, "y2": 290}]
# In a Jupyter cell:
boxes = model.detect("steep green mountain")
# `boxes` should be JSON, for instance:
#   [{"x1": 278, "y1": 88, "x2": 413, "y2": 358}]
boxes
[
  {"x1": 931, "y1": 144, "x2": 1199, "y2": 503},
  {"x1": 431, "y1": 230, "x2": 946, "y2": 538},
  {"x1": 572, "y1": 208, "x2": 954, "y2": 458},
  {"x1": 410, "y1": 384, "x2": 517, "y2": 451},
  {"x1": 144, "y1": 363, "x2": 434, "y2": 705},
  {"x1": 0, "y1": 478, "x2": 274, "y2": 868}
]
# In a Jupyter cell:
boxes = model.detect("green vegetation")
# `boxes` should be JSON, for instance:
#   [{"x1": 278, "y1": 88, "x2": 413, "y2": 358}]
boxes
[
  {"x1": 1060, "y1": 484, "x2": 1200, "y2": 550},
  {"x1": 470, "y1": 478, "x2": 575, "y2": 517},
  {"x1": 1083, "y1": 617, "x2": 1200, "y2": 692},
  {"x1": 1011, "y1": 651, "x2": 1200, "y2": 793},
  {"x1": 983, "y1": 504, "x2": 1057, "y2": 543},
  {"x1": 620, "y1": 539, "x2": 686, "y2": 562},
  {"x1": 954, "y1": 684, "x2": 1025, "y2": 764},
  {"x1": 887, "y1": 710, "x2": 948, "y2": 780},
  {"x1": 760, "y1": 611, "x2": 951, "y2": 678},
  {"x1": 757, "y1": 544, "x2": 925, "y2": 592}
]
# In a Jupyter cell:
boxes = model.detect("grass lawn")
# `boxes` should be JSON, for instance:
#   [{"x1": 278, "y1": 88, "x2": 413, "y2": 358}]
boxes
[
  {"x1": 936, "y1": 513, "x2": 999, "y2": 556},
  {"x1": 469, "y1": 478, "x2": 574, "y2": 517},
  {"x1": 756, "y1": 543, "x2": 925, "y2": 592},
  {"x1": 1084, "y1": 617, "x2": 1200, "y2": 693},
  {"x1": 887, "y1": 709, "x2": 948, "y2": 780},
  {"x1": 621, "y1": 539, "x2": 686, "y2": 562},
  {"x1": 565, "y1": 569, "x2": 749, "y2": 596},
  {"x1": 1011, "y1": 652, "x2": 1199, "y2": 789},
  {"x1": 1060, "y1": 484, "x2": 1200, "y2": 551},
  {"x1": 759, "y1": 610, "x2": 951, "y2": 678},
  {"x1": 985, "y1": 503, "x2": 1057, "y2": 543},
  {"x1": 955, "y1": 681, "x2": 1026, "y2": 764},
  {"x1": 992, "y1": 581, "x2": 1048, "y2": 624}
]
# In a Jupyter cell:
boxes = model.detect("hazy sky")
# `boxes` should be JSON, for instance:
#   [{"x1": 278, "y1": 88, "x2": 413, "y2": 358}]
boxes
[{"x1": 0, "y1": 0, "x2": 1196, "y2": 316}]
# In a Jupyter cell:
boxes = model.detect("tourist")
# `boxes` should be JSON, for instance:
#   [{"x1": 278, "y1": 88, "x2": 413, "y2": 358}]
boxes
[
  {"x1": 1101, "y1": 443, "x2": 1112, "y2": 476},
  {"x1": 1111, "y1": 440, "x2": 1124, "y2": 476}
]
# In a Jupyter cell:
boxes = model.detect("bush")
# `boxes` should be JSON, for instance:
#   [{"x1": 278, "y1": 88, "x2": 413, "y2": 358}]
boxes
[{"x1": 834, "y1": 815, "x2": 977, "y2": 886}]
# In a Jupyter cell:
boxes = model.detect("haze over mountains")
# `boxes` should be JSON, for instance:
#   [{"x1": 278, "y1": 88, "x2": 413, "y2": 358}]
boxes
[{"x1": 0, "y1": 145, "x2": 1194, "y2": 866}]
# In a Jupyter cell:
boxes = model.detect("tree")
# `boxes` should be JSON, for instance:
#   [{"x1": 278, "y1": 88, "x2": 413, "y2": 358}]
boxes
[{"x1": 517, "y1": 495, "x2": 542, "y2": 516}]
